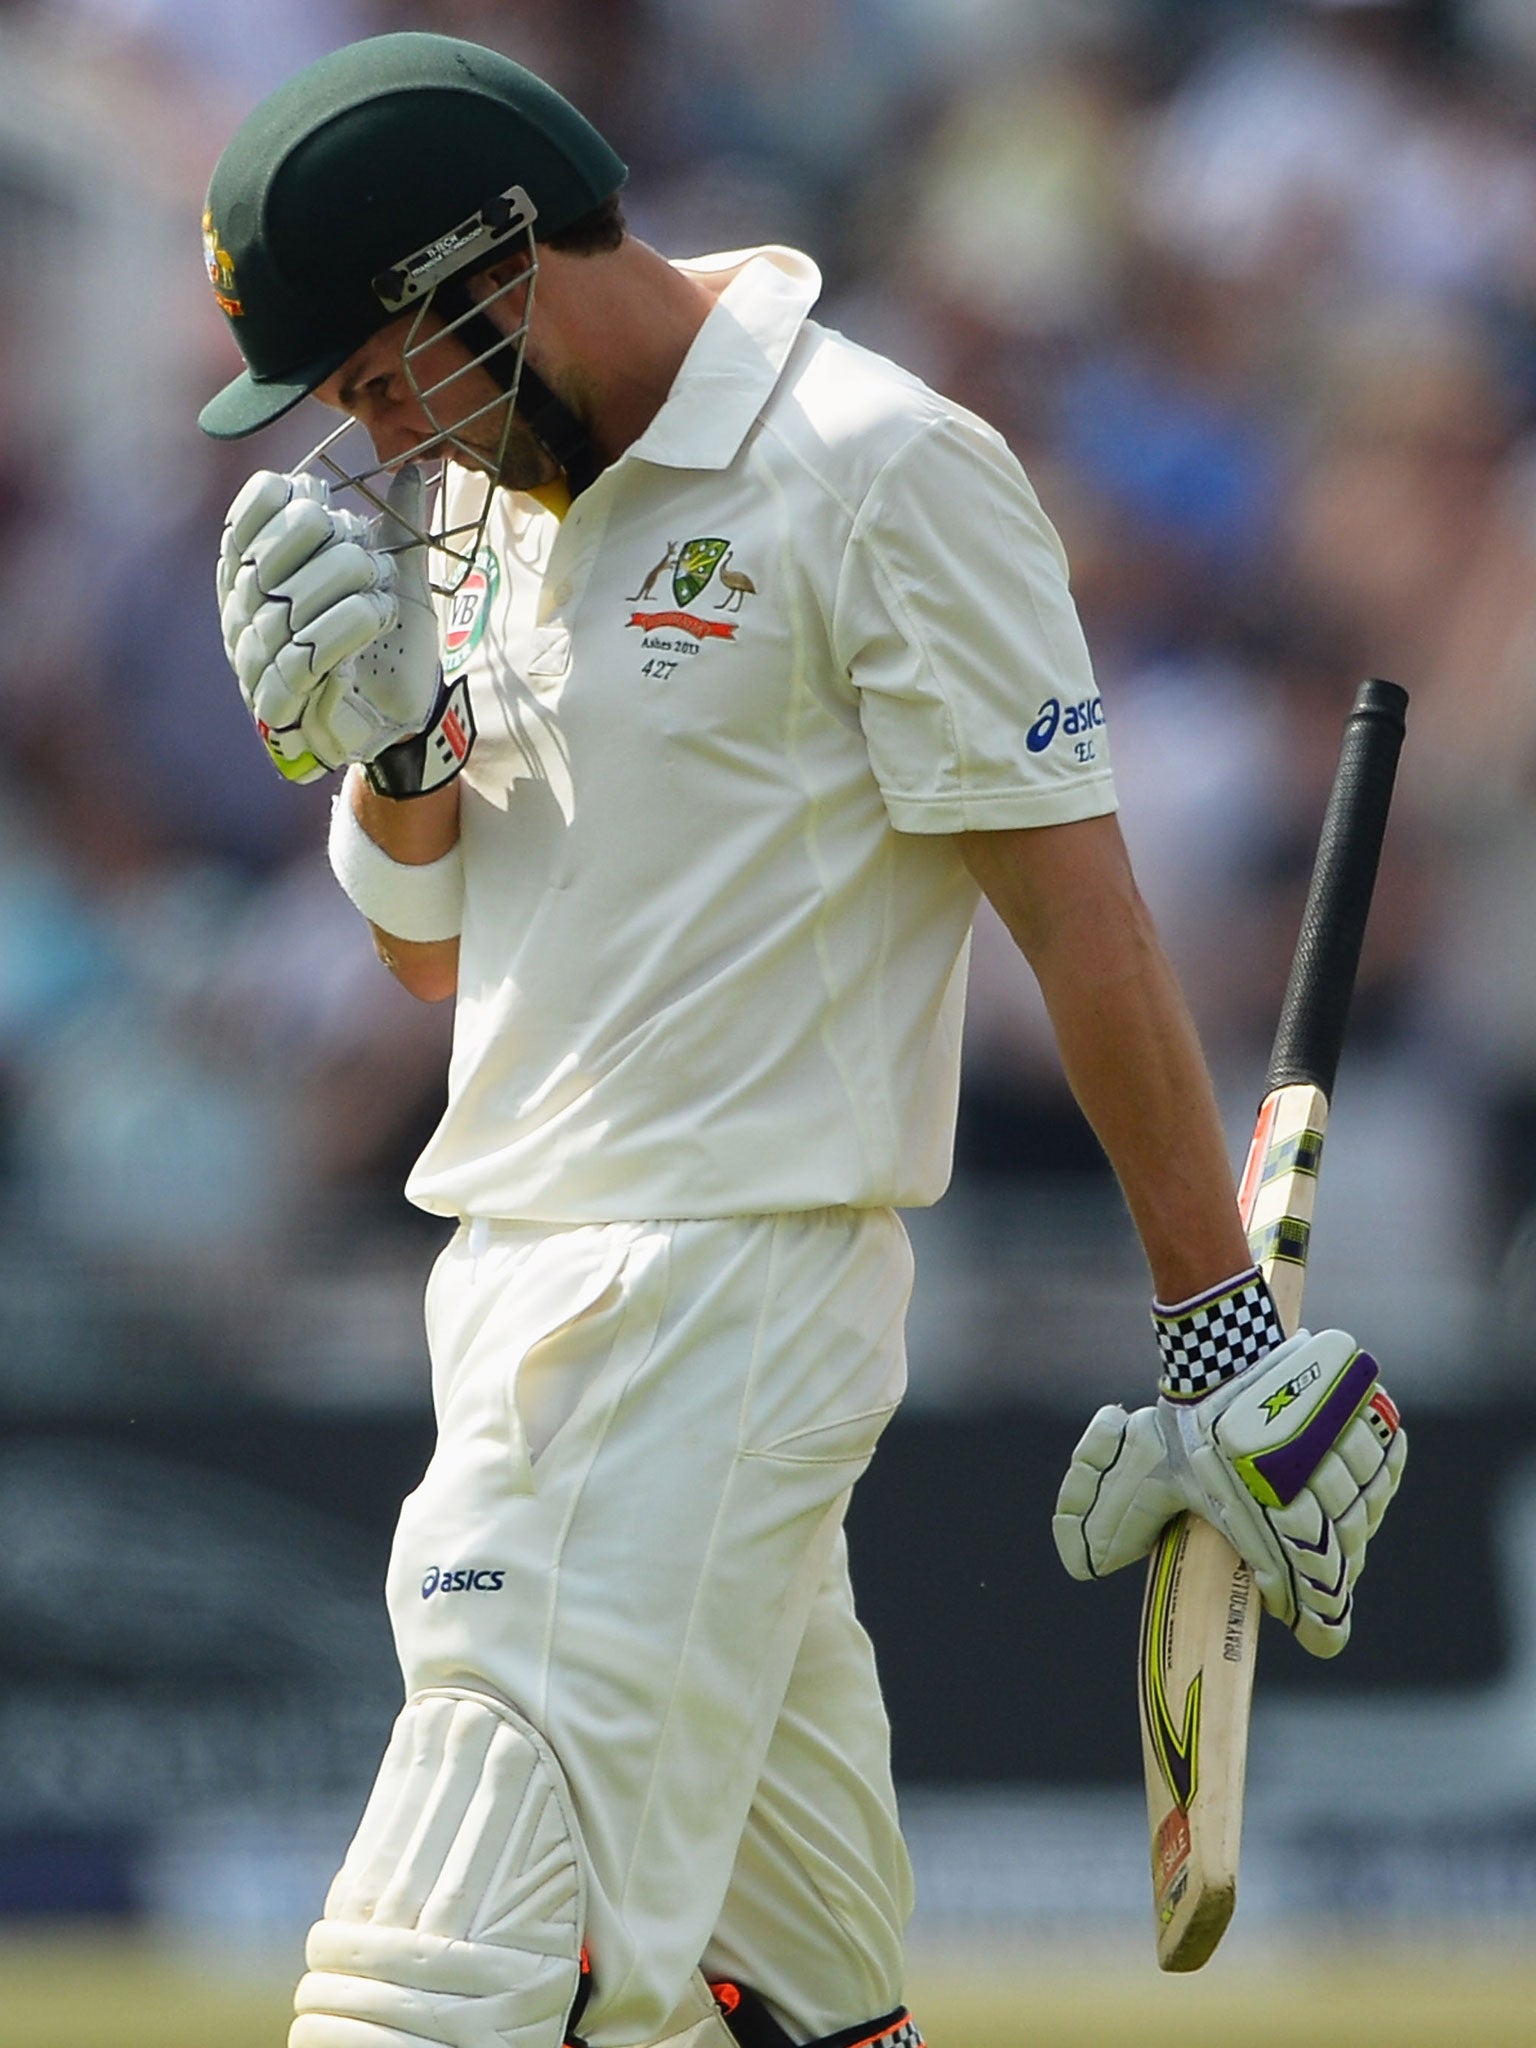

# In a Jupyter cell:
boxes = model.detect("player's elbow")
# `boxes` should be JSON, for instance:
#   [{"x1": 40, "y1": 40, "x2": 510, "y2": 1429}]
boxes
[{"x1": 370, "y1": 929, "x2": 459, "y2": 1004}]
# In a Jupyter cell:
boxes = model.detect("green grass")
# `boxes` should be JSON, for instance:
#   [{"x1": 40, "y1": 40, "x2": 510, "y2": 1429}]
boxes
[
  {"x1": 910, "y1": 1943, "x2": 1536, "y2": 2047},
  {"x1": 5, "y1": 1926, "x2": 1536, "y2": 2047},
  {"x1": 0, "y1": 1928, "x2": 294, "y2": 2048}
]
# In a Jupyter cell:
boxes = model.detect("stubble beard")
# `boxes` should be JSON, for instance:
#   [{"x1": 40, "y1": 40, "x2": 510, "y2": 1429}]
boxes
[{"x1": 447, "y1": 395, "x2": 561, "y2": 494}]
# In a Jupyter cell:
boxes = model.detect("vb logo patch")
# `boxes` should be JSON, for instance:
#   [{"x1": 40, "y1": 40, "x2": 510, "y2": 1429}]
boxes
[{"x1": 443, "y1": 548, "x2": 500, "y2": 675}]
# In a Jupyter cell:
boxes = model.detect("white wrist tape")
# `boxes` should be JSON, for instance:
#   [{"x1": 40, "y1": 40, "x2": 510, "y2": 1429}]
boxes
[{"x1": 327, "y1": 783, "x2": 464, "y2": 942}]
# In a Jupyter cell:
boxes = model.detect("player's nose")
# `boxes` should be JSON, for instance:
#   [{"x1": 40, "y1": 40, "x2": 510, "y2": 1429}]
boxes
[{"x1": 370, "y1": 415, "x2": 431, "y2": 469}]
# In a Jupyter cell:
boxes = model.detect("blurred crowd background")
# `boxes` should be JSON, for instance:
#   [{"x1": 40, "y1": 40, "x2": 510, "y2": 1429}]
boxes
[
  {"x1": 5, "y1": 0, "x2": 1536, "y2": 1990},
  {"x1": 6, "y1": 0, "x2": 1536, "y2": 1414},
  {"x1": 0, "y1": 0, "x2": 1530, "y2": 1389}
]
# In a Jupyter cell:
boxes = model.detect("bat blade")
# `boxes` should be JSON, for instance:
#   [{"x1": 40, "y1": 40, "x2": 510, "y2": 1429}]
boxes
[
  {"x1": 1137, "y1": 677, "x2": 1407, "y2": 1972},
  {"x1": 1140, "y1": 1080, "x2": 1326, "y2": 1969},
  {"x1": 1138, "y1": 1514, "x2": 1253, "y2": 1967}
]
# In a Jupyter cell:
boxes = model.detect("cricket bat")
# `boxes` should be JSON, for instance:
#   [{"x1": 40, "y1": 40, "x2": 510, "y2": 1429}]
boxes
[{"x1": 1138, "y1": 675, "x2": 1409, "y2": 1972}]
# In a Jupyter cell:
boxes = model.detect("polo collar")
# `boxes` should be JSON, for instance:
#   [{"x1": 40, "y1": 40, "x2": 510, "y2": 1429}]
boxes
[{"x1": 620, "y1": 246, "x2": 821, "y2": 474}]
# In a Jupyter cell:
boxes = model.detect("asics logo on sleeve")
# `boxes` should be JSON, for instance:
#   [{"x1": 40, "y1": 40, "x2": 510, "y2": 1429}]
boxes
[
  {"x1": 421, "y1": 1565, "x2": 506, "y2": 1598},
  {"x1": 1026, "y1": 694, "x2": 1104, "y2": 753}
]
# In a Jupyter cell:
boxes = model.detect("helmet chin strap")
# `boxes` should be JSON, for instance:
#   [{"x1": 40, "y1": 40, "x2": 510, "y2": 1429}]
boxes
[{"x1": 433, "y1": 277, "x2": 601, "y2": 498}]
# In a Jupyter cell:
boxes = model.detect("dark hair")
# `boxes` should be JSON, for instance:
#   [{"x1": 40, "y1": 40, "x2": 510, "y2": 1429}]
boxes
[{"x1": 541, "y1": 191, "x2": 626, "y2": 254}]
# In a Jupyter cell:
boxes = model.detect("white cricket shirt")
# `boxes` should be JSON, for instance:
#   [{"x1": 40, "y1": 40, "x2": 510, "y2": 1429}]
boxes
[{"x1": 405, "y1": 247, "x2": 1116, "y2": 1223}]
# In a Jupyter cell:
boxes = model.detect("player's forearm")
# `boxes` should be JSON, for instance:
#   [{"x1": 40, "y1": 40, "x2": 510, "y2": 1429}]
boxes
[
  {"x1": 959, "y1": 818, "x2": 1251, "y2": 1304},
  {"x1": 347, "y1": 768, "x2": 462, "y2": 1002},
  {"x1": 351, "y1": 766, "x2": 461, "y2": 862},
  {"x1": 1031, "y1": 906, "x2": 1251, "y2": 1302}
]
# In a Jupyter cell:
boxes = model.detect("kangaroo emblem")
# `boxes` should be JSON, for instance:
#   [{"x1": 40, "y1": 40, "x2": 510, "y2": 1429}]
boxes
[{"x1": 630, "y1": 541, "x2": 678, "y2": 602}]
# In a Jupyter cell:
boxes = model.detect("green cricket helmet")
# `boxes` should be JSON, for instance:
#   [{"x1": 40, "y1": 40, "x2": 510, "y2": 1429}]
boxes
[{"x1": 198, "y1": 32, "x2": 626, "y2": 440}]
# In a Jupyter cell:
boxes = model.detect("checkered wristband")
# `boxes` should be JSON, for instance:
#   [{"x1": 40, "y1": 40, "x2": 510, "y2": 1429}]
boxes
[{"x1": 1153, "y1": 1266, "x2": 1286, "y2": 1401}]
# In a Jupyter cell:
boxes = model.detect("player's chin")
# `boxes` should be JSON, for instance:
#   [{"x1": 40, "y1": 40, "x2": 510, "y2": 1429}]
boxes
[{"x1": 443, "y1": 443, "x2": 528, "y2": 492}]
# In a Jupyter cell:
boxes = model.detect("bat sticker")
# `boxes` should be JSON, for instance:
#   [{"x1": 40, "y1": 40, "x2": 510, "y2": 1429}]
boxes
[{"x1": 1140, "y1": 1523, "x2": 1201, "y2": 1814}]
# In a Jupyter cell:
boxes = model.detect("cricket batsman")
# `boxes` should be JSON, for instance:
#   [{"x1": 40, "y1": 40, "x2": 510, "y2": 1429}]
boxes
[{"x1": 200, "y1": 33, "x2": 1406, "y2": 2048}]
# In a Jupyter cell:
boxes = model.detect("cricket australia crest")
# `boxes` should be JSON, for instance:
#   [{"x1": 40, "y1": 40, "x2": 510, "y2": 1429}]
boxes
[
  {"x1": 626, "y1": 533, "x2": 756, "y2": 652},
  {"x1": 202, "y1": 208, "x2": 242, "y2": 318},
  {"x1": 672, "y1": 537, "x2": 730, "y2": 606}
]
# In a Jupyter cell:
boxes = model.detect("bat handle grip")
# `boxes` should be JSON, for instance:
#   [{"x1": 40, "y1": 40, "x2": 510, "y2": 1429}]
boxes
[{"x1": 1266, "y1": 678, "x2": 1407, "y2": 1098}]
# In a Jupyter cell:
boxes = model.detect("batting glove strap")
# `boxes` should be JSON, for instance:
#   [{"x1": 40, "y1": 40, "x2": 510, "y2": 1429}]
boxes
[
  {"x1": 1153, "y1": 1265, "x2": 1286, "y2": 1401},
  {"x1": 363, "y1": 671, "x2": 477, "y2": 799}
]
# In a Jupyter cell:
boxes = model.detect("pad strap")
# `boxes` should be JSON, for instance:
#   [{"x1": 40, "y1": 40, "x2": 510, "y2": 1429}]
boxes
[
  {"x1": 712, "y1": 1981, "x2": 924, "y2": 2048},
  {"x1": 562, "y1": 1947, "x2": 592, "y2": 2047}
]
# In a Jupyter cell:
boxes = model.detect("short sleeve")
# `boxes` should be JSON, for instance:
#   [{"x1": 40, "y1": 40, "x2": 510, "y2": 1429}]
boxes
[{"x1": 833, "y1": 410, "x2": 1117, "y2": 833}]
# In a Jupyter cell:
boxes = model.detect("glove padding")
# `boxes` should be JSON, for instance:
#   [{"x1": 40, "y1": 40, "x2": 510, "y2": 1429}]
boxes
[
  {"x1": 1052, "y1": 1330, "x2": 1406, "y2": 1657},
  {"x1": 217, "y1": 466, "x2": 443, "y2": 782}
]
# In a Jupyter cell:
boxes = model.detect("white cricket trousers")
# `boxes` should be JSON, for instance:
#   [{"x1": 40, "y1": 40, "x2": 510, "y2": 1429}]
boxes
[{"x1": 382, "y1": 1207, "x2": 917, "y2": 2047}]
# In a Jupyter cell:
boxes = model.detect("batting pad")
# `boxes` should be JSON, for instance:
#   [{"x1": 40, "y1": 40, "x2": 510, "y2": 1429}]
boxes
[{"x1": 291, "y1": 1688, "x2": 586, "y2": 2048}]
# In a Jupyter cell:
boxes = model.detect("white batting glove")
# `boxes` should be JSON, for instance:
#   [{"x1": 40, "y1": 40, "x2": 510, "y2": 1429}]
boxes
[
  {"x1": 216, "y1": 467, "x2": 471, "y2": 792},
  {"x1": 218, "y1": 469, "x2": 392, "y2": 781},
  {"x1": 1053, "y1": 1326, "x2": 1406, "y2": 1658}
]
